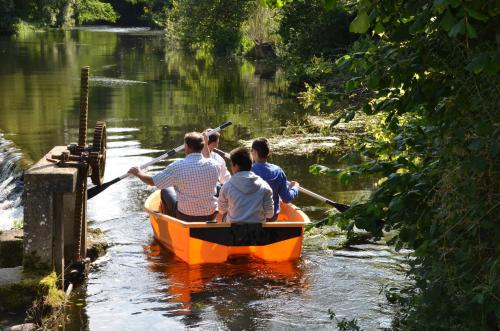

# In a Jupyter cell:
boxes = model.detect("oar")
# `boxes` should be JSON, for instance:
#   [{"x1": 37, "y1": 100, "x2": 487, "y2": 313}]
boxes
[
  {"x1": 296, "y1": 186, "x2": 350, "y2": 212},
  {"x1": 87, "y1": 121, "x2": 233, "y2": 199},
  {"x1": 212, "y1": 148, "x2": 351, "y2": 213}
]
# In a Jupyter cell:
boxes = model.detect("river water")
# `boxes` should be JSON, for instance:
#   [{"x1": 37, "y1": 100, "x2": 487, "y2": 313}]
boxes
[{"x1": 0, "y1": 28, "x2": 408, "y2": 330}]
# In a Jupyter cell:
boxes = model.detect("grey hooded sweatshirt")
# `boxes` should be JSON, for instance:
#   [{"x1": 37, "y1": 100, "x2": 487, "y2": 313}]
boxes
[{"x1": 218, "y1": 171, "x2": 274, "y2": 223}]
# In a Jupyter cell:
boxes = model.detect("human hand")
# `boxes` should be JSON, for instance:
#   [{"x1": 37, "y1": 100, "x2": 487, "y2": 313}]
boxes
[
  {"x1": 128, "y1": 166, "x2": 141, "y2": 176},
  {"x1": 288, "y1": 181, "x2": 299, "y2": 188},
  {"x1": 202, "y1": 130, "x2": 210, "y2": 144}
]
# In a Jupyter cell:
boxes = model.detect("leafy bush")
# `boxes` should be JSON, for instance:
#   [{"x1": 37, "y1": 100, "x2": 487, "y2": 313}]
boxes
[
  {"x1": 306, "y1": 0, "x2": 499, "y2": 329},
  {"x1": 75, "y1": 0, "x2": 119, "y2": 24},
  {"x1": 278, "y1": 0, "x2": 356, "y2": 60},
  {"x1": 167, "y1": 0, "x2": 256, "y2": 55},
  {"x1": 0, "y1": 0, "x2": 119, "y2": 32}
]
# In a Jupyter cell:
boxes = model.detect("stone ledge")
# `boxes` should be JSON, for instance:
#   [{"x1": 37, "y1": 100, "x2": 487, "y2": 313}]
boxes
[
  {"x1": 24, "y1": 146, "x2": 77, "y2": 193},
  {"x1": 0, "y1": 229, "x2": 23, "y2": 268}
]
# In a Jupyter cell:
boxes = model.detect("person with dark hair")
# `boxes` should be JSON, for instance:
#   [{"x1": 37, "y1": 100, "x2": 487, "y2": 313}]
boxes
[
  {"x1": 128, "y1": 132, "x2": 220, "y2": 222},
  {"x1": 218, "y1": 147, "x2": 274, "y2": 223},
  {"x1": 251, "y1": 138, "x2": 299, "y2": 221},
  {"x1": 203, "y1": 130, "x2": 231, "y2": 185}
]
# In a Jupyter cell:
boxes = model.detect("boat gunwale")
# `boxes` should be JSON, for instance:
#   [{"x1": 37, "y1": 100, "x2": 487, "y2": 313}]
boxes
[{"x1": 144, "y1": 191, "x2": 310, "y2": 229}]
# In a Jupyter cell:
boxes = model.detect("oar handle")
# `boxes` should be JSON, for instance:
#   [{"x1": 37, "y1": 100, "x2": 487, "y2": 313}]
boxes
[
  {"x1": 119, "y1": 121, "x2": 232, "y2": 179},
  {"x1": 213, "y1": 148, "x2": 230, "y2": 159},
  {"x1": 88, "y1": 121, "x2": 232, "y2": 199}
]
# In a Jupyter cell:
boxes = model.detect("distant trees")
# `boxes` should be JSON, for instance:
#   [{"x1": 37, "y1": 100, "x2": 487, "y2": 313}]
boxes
[
  {"x1": 166, "y1": 0, "x2": 255, "y2": 55},
  {"x1": 0, "y1": 0, "x2": 118, "y2": 33}
]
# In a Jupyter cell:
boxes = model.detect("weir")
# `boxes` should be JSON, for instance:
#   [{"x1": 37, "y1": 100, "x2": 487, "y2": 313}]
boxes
[
  {"x1": 0, "y1": 133, "x2": 23, "y2": 230},
  {"x1": 22, "y1": 66, "x2": 107, "y2": 288}
]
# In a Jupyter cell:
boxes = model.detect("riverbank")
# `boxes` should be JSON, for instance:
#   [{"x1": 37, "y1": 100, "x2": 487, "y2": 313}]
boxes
[
  {"x1": 0, "y1": 227, "x2": 108, "y2": 329},
  {"x1": 240, "y1": 113, "x2": 374, "y2": 155}
]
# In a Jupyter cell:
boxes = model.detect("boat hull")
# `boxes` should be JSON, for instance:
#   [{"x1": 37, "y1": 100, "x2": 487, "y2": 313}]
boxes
[{"x1": 144, "y1": 190, "x2": 310, "y2": 264}]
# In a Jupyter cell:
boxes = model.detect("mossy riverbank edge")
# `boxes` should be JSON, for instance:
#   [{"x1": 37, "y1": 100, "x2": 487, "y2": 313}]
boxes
[{"x1": 0, "y1": 227, "x2": 108, "y2": 330}]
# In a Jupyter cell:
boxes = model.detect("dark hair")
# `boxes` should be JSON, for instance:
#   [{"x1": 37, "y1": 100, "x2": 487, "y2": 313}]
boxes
[
  {"x1": 251, "y1": 138, "x2": 270, "y2": 159},
  {"x1": 184, "y1": 132, "x2": 204, "y2": 152},
  {"x1": 230, "y1": 147, "x2": 252, "y2": 171},
  {"x1": 208, "y1": 131, "x2": 220, "y2": 145}
]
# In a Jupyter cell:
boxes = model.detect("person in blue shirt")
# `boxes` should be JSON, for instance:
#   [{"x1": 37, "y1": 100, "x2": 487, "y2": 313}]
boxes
[{"x1": 251, "y1": 138, "x2": 299, "y2": 221}]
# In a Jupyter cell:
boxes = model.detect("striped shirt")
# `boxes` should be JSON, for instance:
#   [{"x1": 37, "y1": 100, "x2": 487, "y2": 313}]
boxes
[
  {"x1": 211, "y1": 151, "x2": 231, "y2": 184},
  {"x1": 152, "y1": 153, "x2": 220, "y2": 216}
]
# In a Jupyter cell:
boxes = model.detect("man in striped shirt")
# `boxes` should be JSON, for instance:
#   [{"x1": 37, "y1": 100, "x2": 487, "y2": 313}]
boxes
[
  {"x1": 205, "y1": 131, "x2": 231, "y2": 185},
  {"x1": 128, "y1": 132, "x2": 220, "y2": 222}
]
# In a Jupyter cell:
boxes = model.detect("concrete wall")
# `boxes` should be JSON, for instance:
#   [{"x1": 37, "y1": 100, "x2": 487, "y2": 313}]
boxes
[{"x1": 23, "y1": 146, "x2": 85, "y2": 284}]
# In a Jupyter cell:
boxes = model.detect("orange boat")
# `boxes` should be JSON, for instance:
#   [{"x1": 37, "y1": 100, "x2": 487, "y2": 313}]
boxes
[{"x1": 144, "y1": 190, "x2": 310, "y2": 265}]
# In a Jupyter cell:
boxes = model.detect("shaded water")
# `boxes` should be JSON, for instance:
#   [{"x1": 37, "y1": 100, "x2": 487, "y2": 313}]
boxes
[{"x1": 0, "y1": 28, "x2": 407, "y2": 330}]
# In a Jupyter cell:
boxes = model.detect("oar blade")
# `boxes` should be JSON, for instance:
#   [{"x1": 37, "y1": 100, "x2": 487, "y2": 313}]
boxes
[
  {"x1": 219, "y1": 121, "x2": 232, "y2": 130},
  {"x1": 325, "y1": 200, "x2": 351, "y2": 213},
  {"x1": 87, "y1": 177, "x2": 121, "y2": 199}
]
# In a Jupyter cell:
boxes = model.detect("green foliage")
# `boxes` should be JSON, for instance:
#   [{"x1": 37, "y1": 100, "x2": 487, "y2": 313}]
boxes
[
  {"x1": 306, "y1": 0, "x2": 500, "y2": 329},
  {"x1": 75, "y1": 0, "x2": 119, "y2": 24},
  {"x1": 114, "y1": 0, "x2": 171, "y2": 28},
  {"x1": 328, "y1": 309, "x2": 362, "y2": 331},
  {"x1": 0, "y1": 0, "x2": 17, "y2": 32},
  {"x1": 278, "y1": 0, "x2": 356, "y2": 60},
  {"x1": 242, "y1": 3, "x2": 280, "y2": 52},
  {"x1": 12, "y1": 218, "x2": 23, "y2": 230},
  {"x1": 167, "y1": 0, "x2": 256, "y2": 55},
  {"x1": 0, "y1": 0, "x2": 119, "y2": 32}
]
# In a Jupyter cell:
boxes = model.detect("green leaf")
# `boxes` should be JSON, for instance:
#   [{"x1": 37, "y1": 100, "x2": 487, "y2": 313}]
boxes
[
  {"x1": 322, "y1": 0, "x2": 337, "y2": 11},
  {"x1": 350, "y1": 11, "x2": 370, "y2": 34},
  {"x1": 448, "y1": 19, "x2": 465, "y2": 37},
  {"x1": 439, "y1": 10, "x2": 455, "y2": 31},
  {"x1": 339, "y1": 171, "x2": 353, "y2": 185},
  {"x1": 466, "y1": 52, "x2": 500, "y2": 75},
  {"x1": 374, "y1": 21, "x2": 385, "y2": 34},
  {"x1": 464, "y1": 6, "x2": 488, "y2": 21},
  {"x1": 345, "y1": 79, "x2": 359, "y2": 92},
  {"x1": 465, "y1": 23, "x2": 478, "y2": 39},
  {"x1": 367, "y1": 74, "x2": 380, "y2": 89},
  {"x1": 415, "y1": 240, "x2": 429, "y2": 257},
  {"x1": 466, "y1": 54, "x2": 488, "y2": 74},
  {"x1": 388, "y1": 197, "x2": 403, "y2": 212},
  {"x1": 472, "y1": 293, "x2": 484, "y2": 304}
]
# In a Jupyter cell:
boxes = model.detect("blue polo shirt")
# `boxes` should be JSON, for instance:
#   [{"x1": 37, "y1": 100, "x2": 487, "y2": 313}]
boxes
[{"x1": 251, "y1": 162, "x2": 299, "y2": 217}]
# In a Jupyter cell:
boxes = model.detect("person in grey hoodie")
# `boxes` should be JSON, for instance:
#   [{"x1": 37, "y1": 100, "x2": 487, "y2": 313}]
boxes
[{"x1": 218, "y1": 147, "x2": 274, "y2": 223}]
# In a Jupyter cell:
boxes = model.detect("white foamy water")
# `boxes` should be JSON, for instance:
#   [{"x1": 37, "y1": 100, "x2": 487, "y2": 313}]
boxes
[
  {"x1": 0, "y1": 133, "x2": 23, "y2": 230},
  {"x1": 91, "y1": 77, "x2": 147, "y2": 86}
]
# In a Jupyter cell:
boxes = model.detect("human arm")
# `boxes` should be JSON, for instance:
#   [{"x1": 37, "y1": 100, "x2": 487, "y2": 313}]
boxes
[
  {"x1": 277, "y1": 171, "x2": 299, "y2": 203},
  {"x1": 263, "y1": 186, "x2": 274, "y2": 219},
  {"x1": 147, "y1": 161, "x2": 178, "y2": 189},
  {"x1": 128, "y1": 166, "x2": 154, "y2": 186},
  {"x1": 219, "y1": 157, "x2": 232, "y2": 184},
  {"x1": 202, "y1": 131, "x2": 211, "y2": 158},
  {"x1": 218, "y1": 185, "x2": 229, "y2": 217}
]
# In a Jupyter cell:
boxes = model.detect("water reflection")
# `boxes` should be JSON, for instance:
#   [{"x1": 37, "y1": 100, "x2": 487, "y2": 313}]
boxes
[{"x1": 144, "y1": 242, "x2": 308, "y2": 330}]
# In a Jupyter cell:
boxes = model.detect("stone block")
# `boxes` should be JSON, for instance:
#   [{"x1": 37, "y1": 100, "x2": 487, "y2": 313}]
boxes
[
  {"x1": 0, "y1": 229, "x2": 23, "y2": 268},
  {"x1": 23, "y1": 146, "x2": 78, "y2": 276}
]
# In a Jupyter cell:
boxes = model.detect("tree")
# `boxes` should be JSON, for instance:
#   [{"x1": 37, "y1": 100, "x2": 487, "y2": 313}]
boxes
[{"x1": 305, "y1": 0, "x2": 499, "y2": 329}]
